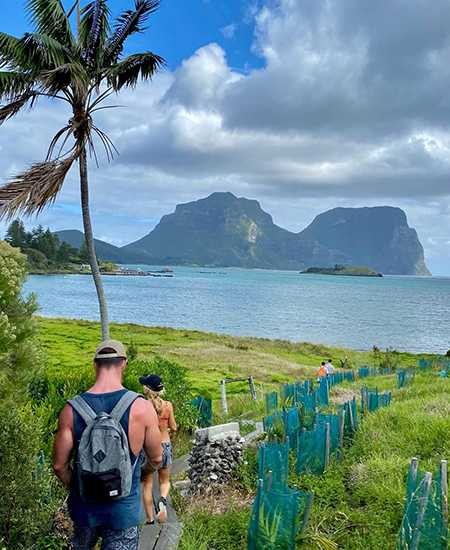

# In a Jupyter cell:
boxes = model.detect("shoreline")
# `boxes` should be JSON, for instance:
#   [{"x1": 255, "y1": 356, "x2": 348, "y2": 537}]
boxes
[{"x1": 27, "y1": 266, "x2": 438, "y2": 277}]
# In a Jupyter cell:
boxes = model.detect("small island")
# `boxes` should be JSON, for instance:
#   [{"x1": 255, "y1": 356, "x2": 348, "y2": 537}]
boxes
[{"x1": 300, "y1": 264, "x2": 383, "y2": 277}]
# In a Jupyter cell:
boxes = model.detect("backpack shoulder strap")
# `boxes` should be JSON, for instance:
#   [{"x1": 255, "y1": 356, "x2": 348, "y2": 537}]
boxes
[
  {"x1": 68, "y1": 395, "x2": 97, "y2": 425},
  {"x1": 110, "y1": 391, "x2": 141, "y2": 423}
]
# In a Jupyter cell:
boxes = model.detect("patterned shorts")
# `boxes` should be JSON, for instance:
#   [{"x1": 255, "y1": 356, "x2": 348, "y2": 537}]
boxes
[
  {"x1": 142, "y1": 442, "x2": 173, "y2": 477},
  {"x1": 161, "y1": 442, "x2": 173, "y2": 469},
  {"x1": 72, "y1": 525, "x2": 140, "y2": 550}
]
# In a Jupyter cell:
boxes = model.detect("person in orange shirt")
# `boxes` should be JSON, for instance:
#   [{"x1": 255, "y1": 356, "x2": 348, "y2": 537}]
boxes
[{"x1": 317, "y1": 361, "x2": 328, "y2": 381}]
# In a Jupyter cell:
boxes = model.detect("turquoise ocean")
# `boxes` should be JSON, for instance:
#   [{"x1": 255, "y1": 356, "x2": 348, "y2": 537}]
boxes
[{"x1": 24, "y1": 267, "x2": 450, "y2": 354}]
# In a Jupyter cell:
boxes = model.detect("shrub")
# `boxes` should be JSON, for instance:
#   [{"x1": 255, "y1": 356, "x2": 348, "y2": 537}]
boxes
[
  {"x1": 28, "y1": 369, "x2": 93, "y2": 453},
  {"x1": 0, "y1": 402, "x2": 62, "y2": 549},
  {"x1": 338, "y1": 356, "x2": 353, "y2": 369},
  {"x1": 0, "y1": 241, "x2": 41, "y2": 400},
  {"x1": 125, "y1": 356, "x2": 198, "y2": 431},
  {"x1": 372, "y1": 346, "x2": 400, "y2": 371}
]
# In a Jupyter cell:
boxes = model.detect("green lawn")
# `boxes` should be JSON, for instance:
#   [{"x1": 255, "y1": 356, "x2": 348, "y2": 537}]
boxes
[
  {"x1": 36, "y1": 317, "x2": 424, "y2": 398},
  {"x1": 33, "y1": 317, "x2": 448, "y2": 549}
]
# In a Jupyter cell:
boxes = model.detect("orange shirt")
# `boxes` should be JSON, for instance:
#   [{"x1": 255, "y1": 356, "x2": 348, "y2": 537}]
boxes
[{"x1": 317, "y1": 366, "x2": 327, "y2": 378}]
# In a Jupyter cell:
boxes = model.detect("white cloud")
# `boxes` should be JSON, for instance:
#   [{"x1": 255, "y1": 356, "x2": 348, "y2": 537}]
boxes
[
  {"x1": 221, "y1": 23, "x2": 237, "y2": 40},
  {"x1": 1, "y1": 0, "x2": 450, "y2": 274}
]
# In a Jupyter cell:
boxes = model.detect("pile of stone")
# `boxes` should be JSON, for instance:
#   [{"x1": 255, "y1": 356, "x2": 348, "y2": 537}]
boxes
[{"x1": 187, "y1": 423, "x2": 245, "y2": 494}]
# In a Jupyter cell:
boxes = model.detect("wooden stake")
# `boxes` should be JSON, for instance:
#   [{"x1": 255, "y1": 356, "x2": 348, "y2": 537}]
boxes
[
  {"x1": 339, "y1": 408, "x2": 345, "y2": 448},
  {"x1": 248, "y1": 376, "x2": 257, "y2": 400},
  {"x1": 220, "y1": 379, "x2": 228, "y2": 415}
]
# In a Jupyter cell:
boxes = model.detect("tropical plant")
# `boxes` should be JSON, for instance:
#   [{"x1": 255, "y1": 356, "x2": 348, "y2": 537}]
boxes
[
  {"x1": 0, "y1": 240, "x2": 40, "y2": 400},
  {"x1": 257, "y1": 503, "x2": 283, "y2": 545},
  {"x1": 0, "y1": 0, "x2": 165, "y2": 338}
]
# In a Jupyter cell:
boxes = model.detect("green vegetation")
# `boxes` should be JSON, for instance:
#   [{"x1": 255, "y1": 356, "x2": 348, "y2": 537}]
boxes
[
  {"x1": 5, "y1": 220, "x2": 83, "y2": 273},
  {"x1": 301, "y1": 264, "x2": 382, "y2": 277},
  {"x1": 36, "y1": 317, "x2": 422, "y2": 399},
  {"x1": 177, "y1": 372, "x2": 449, "y2": 549},
  {"x1": 294, "y1": 373, "x2": 450, "y2": 549},
  {"x1": 0, "y1": 242, "x2": 61, "y2": 549},
  {"x1": 179, "y1": 507, "x2": 250, "y2": 550},
  {"x1": 4, "y1": 221, "x2": 120, "y2": 274},
  {"x1": 1, "y1": 248, "x2": 446, "y2": 548}
]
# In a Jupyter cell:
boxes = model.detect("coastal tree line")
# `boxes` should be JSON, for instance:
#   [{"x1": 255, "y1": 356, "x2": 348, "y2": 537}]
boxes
[{"x1": 4, "y1": 219, "x2": 89, "y2": 271}]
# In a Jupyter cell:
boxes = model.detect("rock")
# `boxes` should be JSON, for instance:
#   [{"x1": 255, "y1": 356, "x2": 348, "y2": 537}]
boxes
[{"x1": 187, "y1": 431, "x2": 245, "y2": 494}]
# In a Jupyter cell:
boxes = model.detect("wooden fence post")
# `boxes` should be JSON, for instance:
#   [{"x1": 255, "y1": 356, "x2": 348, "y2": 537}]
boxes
[
  {"x1": 339, "y1": 408, "x2": 346, "y2": 448},
  {"x1": 348, "y1": 399, "x2": 355, "y2": 433},
  {"x1": 220, "y1": 379, "x2": 228, "y2": 415},
  {"x1": 248, "y1": 376, "x2": 257, "y2": 400}
]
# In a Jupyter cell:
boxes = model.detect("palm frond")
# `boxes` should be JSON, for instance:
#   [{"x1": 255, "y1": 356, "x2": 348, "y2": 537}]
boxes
[
  {"x1": 20, "y1": 33, "x2": 70, "y2": 69},
  {"x1": 0, "y1": 155, "x2": 77, "y2": 220},
  {"x1": 27, "y1": 0, "x2": 74, "y2": 47},
  {"x1": 80, "y1": 0, "x2": 110, "y2": 68},
  {"x1": 41, "y1": 62, "x2": 88, "y2": 95},
  {"x1": 0, "y1": 32, "x2": 29, "y2": 70},
  {"x1": 46, "y1": 125, "x2": 72, "y2": 160},
  {"x1": 107, "y1": 51, "x2": 164, "y2": 90},
  {"x1": 0, "y1": 91, "x2": 37, "y2": 125},
  {"x1": 0, "y1": 71, "x2": 32, "y2": 100},
  {"x1": 104, "y1": 0, "x2": 160, "y2": 64},
  {"x1": 92, "y1": 124, "x2": 118, "y2": 161}
]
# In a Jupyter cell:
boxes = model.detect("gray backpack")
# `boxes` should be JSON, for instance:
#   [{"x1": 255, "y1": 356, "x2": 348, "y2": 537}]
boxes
[{"x1": 69, "y1": 391, "x2": 140, "y2": 503}]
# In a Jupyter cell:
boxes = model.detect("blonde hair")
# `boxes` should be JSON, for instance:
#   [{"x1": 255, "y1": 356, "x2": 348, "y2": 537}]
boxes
[{"x1": 144, "y1": 386, "x2": 164, "y2": 416}]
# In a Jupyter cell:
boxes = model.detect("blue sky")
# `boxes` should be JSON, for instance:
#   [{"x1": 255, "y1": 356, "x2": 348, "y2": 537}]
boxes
[
  {"x1": 1, "y1": 0, "x2": 450, "y2": 275},
  {"x1": 3, "y1": 0, "x2": 263, "y2": 71}
]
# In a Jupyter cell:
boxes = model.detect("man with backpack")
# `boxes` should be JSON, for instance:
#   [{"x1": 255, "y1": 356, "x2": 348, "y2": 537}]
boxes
[{"x1": 53, "y1": 340, "x2": 163, "y2": 549}]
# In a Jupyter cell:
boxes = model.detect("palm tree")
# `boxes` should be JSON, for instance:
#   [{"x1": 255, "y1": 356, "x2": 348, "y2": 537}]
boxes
[{"x1": 0, "y1": 0, "x2": 164, "y2": 339}]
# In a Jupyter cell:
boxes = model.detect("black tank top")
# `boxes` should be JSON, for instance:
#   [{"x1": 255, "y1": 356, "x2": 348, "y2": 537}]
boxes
[{"x1": 68, "y1": 389, "x2": 144, "y2": 529}]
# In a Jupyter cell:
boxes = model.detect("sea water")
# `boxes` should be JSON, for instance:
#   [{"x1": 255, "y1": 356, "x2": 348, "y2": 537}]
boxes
[{"x1": 24, "y1": 267, "x2": 450, "y2": 353}]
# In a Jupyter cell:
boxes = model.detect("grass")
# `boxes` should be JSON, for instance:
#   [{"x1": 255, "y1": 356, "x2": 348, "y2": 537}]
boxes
[
  {"x1": 295, "y1": 372, "x2": 450, "y2": 548},
  {"x1": 179, "y1": 507, "x2": 250, "y2": 550},
  {"x1": 177, "y1": 372, "x2": 449, "y2": 549},
  {"x1": 33, "y1": 317, "x2": 448, "y2": 548},
  {"x1": 36, "y1": 317, "x2": 424, "y2": 399}
]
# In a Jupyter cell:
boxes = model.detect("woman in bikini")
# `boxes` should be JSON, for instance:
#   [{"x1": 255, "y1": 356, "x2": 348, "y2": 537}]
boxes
[{"x1": 139, "y1": 374, "x2": 177, "y2": 524}]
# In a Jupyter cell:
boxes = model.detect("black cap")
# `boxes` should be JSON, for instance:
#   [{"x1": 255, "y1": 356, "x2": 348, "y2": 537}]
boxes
[{"x1": 139, "y1": 374, "x2": 164, "y2": 391}]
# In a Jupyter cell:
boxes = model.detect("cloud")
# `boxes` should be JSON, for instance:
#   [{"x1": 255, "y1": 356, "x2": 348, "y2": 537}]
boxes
[
  {"x1": 1, "y1": 0, "x2": 450, "y2": 274},
  {"x1": 221, "y1": 23, "x2": 237, "y2": 40}
]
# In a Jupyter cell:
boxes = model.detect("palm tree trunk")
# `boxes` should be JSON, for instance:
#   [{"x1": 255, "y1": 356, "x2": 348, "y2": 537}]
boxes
[{"x1": 79, "y1": 147, "x2": 110, "y2": 340}]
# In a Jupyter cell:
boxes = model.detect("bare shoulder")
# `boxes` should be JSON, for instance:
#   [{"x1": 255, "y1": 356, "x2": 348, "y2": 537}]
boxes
[
  {"x1": 130, "y1": 397, "x2": 156, "y2": 420},
  {"x1": 59, "y1": 403, "x2": 73, "y2": 426}
]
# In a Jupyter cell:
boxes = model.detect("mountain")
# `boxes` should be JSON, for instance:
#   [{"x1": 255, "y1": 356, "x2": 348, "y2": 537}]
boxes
[
  {"x1": 299, "y1": 207, "x2": 430, "y2": 275},
  {"x1": 55, "y1": 230, "x2": 128, "y2": 263},
  {"x1": 123, "y1": 193, "x2": 430, "y2": 274},
  {"x1": 57, "y1": 193, "x2": 431, "y2": 275},
  {"x1": 121, "y1": 192, "x2": 297, "y2": 268}
]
